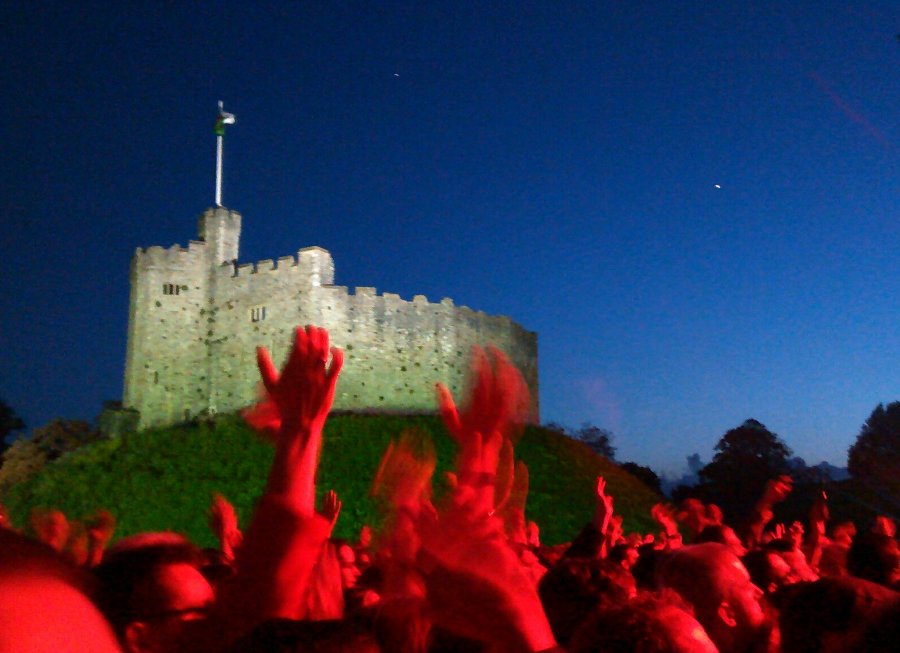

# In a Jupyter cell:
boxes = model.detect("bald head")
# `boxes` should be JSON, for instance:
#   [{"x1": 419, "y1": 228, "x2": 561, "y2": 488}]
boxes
[
  {"x1": 0, "y1": 530, "x2": 123, "y2": 653},
  {"x1": 658, "y1": 543, "x2": 765, "y2": 653}
]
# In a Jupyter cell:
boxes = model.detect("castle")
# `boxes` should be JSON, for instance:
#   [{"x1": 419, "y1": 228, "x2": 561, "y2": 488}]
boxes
[{"x1": 121, "y1": 206, "x2": 539, "y2": 429}]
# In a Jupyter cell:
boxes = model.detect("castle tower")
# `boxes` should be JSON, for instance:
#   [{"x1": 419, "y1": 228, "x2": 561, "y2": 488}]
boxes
[
  {"x1": 198, "y1": 206, "x2": 241, "y2": 265},
  {"x1": 119, "y1": 106, "x2": 539, "y2": 431}
]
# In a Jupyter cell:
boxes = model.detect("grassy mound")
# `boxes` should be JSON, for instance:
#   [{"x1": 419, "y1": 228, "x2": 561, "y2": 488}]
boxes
[{"x1": 3, "y1": 414, "x2": 660, "y2": 547}]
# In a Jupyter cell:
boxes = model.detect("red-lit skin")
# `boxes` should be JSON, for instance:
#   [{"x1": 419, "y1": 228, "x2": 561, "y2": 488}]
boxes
[
  {"x1": 208, "y1": 493, "x2": 242, "y2": 561},
  {"x1": 358, "y1": 525, "x2": 373, "y2": 549},
  {"x1": 778, "y1": 549, "x2": 819, "y2": 583},
  {"x1": 655, "y1": 605, "x2": 719, "y2": 653},
  {"x1": 621, "y1": 545, "x2": 640, "y2": 570},
  {"x1": 662, "y1": 544, "x2": 768, "y2": 653},
  {"x1": 418, "y1": 347, "x2": 556, "y2": 652},
  {"x1": 721, "y1": 525, "x2": 748, "y2": 558},
  {"x1": 873, "y1": 515, "x2": 897, "y2": 538},
  {"x1": 712, "y1": 555, "x2": 767, "y2": 653},
  {"x1": 0, "y1": 571, "x2": 124, "y2": 653},
  {"x1": 86, "y1": 510, "x2": 117, "y2": 567},
  {"x1": 203, "y1": 325, "x2": 341, "y2": 647},
  {"x1": 32, "y1": 508, "x2": 70, "y2": 553},
  {"x1": 337, "y1": 543, "x2": 361, "y2": 589}
]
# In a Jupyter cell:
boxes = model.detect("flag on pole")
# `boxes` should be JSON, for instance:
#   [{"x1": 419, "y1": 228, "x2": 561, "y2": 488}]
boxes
[{"x1": 215, "y1": 102, "x2": 236, "y2": 136}]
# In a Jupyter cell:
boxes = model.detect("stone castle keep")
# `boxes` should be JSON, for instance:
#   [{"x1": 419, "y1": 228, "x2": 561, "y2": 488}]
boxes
[{"x1": 123, "y1": 206, "x2": 539, "y2": 428}]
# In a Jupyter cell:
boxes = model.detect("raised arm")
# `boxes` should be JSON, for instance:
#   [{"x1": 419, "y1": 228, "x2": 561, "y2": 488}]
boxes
[
  {"x1": 246, "y1": 325, "x2": 343, "y2": 514},
  {"x1": 202, "y1": 326, "x2": 343, "y2": 650},
  {"x1": 436, "y1": 346, "x2": 530, "y2": 513}
]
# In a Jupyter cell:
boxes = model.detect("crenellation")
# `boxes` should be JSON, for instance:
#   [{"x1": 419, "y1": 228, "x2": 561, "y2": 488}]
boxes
[
  {"x1": 254, "y1": 259, "x2": 275, "y2": 272},
  {"x1": 277, "y1": 255, "x2": 297, "y2": 268},
  {"x1": 123, "y1": 205, "x2": 538, "y2": 429}
]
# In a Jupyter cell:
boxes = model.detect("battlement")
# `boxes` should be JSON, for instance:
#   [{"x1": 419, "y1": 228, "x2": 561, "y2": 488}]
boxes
[
  {"x1": 133, "y1": 240, "x2": 208, "y2": 269},
  {"x1": 124, "y1": 206, "x2": 538, "y2": 430}
]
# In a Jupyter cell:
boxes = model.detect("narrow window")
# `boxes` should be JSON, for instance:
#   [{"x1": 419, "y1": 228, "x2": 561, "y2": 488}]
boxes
[
  {"x1": 250, "y1": 306, "x2": 267, "y2": 322},
  {"x1": 162, "y1": 283, "x2": 182, "y2": 295},
  {"x1": 153, "y1": 371, "x2": 159, "y2": 384}
]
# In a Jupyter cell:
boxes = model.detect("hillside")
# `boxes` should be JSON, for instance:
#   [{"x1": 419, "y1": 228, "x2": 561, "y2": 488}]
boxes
[{"x1": 3, "y1": 414, "x2": 661, "y2": 547}]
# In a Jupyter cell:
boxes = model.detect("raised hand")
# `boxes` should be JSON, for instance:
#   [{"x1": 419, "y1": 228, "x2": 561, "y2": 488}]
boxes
[
  {"x1": 371, "y1": 430, "x2": 436, "y2": 514},
  {"x1": 436, "y1": 346, "x2": 531, "y2": 446},
  {"x1": 85, "y1": 509, "x2": 116, "y2": 567},
  {"x1": 592, "y1": 476, "x2": 615, "y2": 533},
  {"x1": 319, "y1": 490, "x2": 342, "y2": 529},
  {"x1": 436, "y1": 346, "x2": 531, "y2": 505},
  {"x1": 245, "y1": 325, "x2": 343, "y2": 436},
  {"x1": 209, "y1": 493, "x2": 243, "y2": 559},
  {"x1": 243, "y1": 325, "x2": 343, "y2": 515},
  {"x1": 651, "y1": 502, "x2": 679, "y2": 538}
]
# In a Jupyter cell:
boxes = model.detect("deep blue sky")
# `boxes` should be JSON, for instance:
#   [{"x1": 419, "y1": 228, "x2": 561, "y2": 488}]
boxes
[{"x1": 1, "y1": 2, "x2": 897, "y2": 475}]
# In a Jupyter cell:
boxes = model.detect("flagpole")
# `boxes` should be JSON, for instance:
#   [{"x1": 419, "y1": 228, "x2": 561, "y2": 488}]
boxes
[
  {"x1": 215, "y1": 131, "x2": 224, "y2": 207},
  {"x1": 215, "y1": 100, "x2": 225, "y2": 207}
]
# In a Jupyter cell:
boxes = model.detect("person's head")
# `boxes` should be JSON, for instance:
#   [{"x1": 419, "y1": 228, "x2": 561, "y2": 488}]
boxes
[
  {"x1": 358, "y1": 525, "x2": 373, "y2": 549},
  {"x1": 777, "y1": 576, "x2": 900, "y2": 653},
  {"x1": 830, "y1": 521, "x2": 856, "y2": 546},
  {"x1": 93, "y1": 532, "x2": 214, "y2": 653},
  {"x1": 743, "y1": 549, "x2": 799, "y2": 595},
  {"x1": 609, "y1": 542, "x2": 640, "y2": 570},
  {"x1": 31, "y1": 508, "x2": 70, "y2": 552},
  {"x1": 846, "y1": 531, "x2": 900, "y2": 587},
  {"x1": 657, "y1": 543, "x2": 765, "y2": 653},
  {"x1": 0, "y1": 528, "x2": 123, "y2": 653},
  {"x1": 538, "y1": 557, "x2": 636, "y2": 645},
  {"x1": 336, "y1": 541, "x2": 361, "y2": 590},
  {"x1": 694, "y1": 524, "x2": 747, "y2": 558},
  {"x1": 872, "y1": 515, "x2": 896, "y2": 538},
  {"x1": 569, "y1": 592, "x2": 717, "y2": 653}
]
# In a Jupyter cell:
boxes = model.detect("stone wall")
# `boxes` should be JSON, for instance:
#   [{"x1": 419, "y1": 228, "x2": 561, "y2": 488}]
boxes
[{"x1": 123, "y1": 208, "x2": 539, "y2": 429}]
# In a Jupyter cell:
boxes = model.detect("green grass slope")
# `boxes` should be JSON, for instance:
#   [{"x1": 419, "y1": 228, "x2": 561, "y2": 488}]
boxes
[{"x1": 4, "y1": 414, "x2": 660, "y2": 547}]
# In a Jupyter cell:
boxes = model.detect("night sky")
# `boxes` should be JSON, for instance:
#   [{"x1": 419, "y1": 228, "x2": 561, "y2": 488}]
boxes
[{"x1": 2, "y1": 2, "x2": 898, "y2": 476}]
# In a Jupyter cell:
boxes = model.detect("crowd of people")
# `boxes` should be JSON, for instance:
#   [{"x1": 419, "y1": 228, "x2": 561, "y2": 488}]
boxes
[{"x1": 1, "y1": 324, "x2": 899, "y2": 652}]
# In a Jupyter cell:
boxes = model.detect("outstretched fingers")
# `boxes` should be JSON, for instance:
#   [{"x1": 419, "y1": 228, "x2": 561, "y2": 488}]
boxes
[
  {"x1": 256, "y1": 346, "x2": 279, "y2": 394},
  {"x1": 326, "y1": 346, "x2": 343, "y2": 390},
  {"x1": 436, "y1": 383, "x2": 462, "y2": 440}
]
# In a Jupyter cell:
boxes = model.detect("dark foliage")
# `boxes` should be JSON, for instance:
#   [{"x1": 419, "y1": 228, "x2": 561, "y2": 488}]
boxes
[
  {"x1": 848, "y1": 402, "x2": 900, "y2": 502},
  {"x1": 572, "y1": 424, "x2": 616, "y2": 460},
  {"x1": 0, "y1": 399, "x2": 26, "y2": 454},
  {"x1": 697, "y1": 418, "x2": 792, "y2": 521},
  {"x1": 619, "y1": 462, "x2": 661, "y2": 494}
]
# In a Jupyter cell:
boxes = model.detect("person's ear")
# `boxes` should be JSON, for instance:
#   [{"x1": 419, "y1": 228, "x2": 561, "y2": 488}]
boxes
[
  {"x1": 123, "y1": 621, "x2": 153, "y2": 653},
  {"x1": 717, "y1": 600, "x2": 737, "y2": 628}
]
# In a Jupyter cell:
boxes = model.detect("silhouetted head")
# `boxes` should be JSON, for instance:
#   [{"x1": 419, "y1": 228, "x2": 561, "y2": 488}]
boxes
[
  {"x1": 846, "y1": 531, "x2": 900, "y2": 588},
  {"x1": 93, "y1": 532, "x2": 213, "y2": 653},
  {"x1": 657, "y1": 543, "x2": 765, "y2": 653},
  {"x1": 777, "y1": 576, "x2": 900, "y2": 653}
]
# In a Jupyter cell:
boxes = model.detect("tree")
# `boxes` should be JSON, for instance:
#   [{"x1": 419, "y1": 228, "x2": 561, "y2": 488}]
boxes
[
  {"x1": 0, "y1": 419, "x2": 100, "y2": 492},
  {"x1": 620, "y1": 461, "x2": 662, "y2": 493},
  {"x1": 848, "y1": 402, "x2": 900, "y2": 498},
  {"x1": 573, "y1": 423, "x2": 616, "y2": 460},
  {"x1": 0, "y1": 399, "x2": 26, "y2": 455},
  {"x1": 29, "y1": 419, "x2": 100, "y2": 460},
  {"x1": 698, "y1": 419, "x2": 792, "y2": 520}
]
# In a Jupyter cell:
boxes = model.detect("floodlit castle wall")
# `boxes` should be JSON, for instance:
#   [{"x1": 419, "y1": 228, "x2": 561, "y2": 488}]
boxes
[{"x1": 123, "y1": 208, "x2": 538, "y2": 429}]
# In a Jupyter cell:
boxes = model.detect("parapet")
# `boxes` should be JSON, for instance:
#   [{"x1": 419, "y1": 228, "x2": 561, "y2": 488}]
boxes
[{"x1": 298, "y1": 247, "x2": 334, "y2": 286}]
